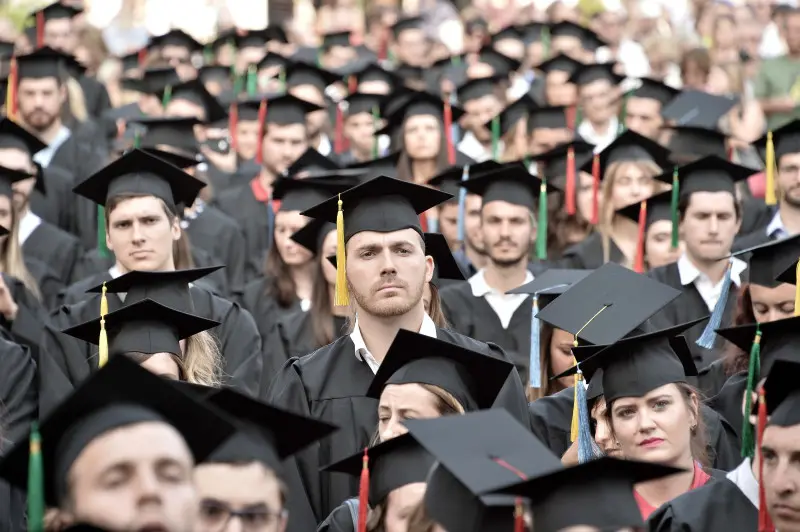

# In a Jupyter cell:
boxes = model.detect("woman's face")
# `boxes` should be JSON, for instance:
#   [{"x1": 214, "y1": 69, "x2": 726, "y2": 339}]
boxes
[
  {"x1": 403, "y1": 115, "x2": 441, "y2": 161},
  {"x1": 610, "y1": 163, "x2": 655, "y2": 210},
  {"x1": 645, "y1": 220, "x2": 683, "y2": 269},
  {"x1": 609, "y1": 384, "x2": 696, "y2": 466},
  {"x1": 549, "y1": 328, "x2": 577, "y2": 390},
  {"x1": 591, "y1": 397, "x2": 622, "y2": 457},
  {"x1": 139, "y1": 353, "x2": 181, "y2": 381},
  {"x1": 705, "y1": 65, "x2": 731, "y2": 96},
  {"x1": 0, "y1": 194, "x2": 11, "y2": 233},
  {"x1": 750, "y1": 283, "x2": 796, "y2": 323},
  {"x1": 576, "y1": 171, "x2": 597, "y2": 223},
  {"x1": 378, "y1": 383, "x2": 442, "y2": 442},
  {"x1": 274, "y1": 211, "x2": 313, "y2": 267},
  {"x1": 384, "y1": 483, "x2": 426, "y2": 532},
  {"x1": 320, "y1": 229, "x2": 338, "y2": 286}
]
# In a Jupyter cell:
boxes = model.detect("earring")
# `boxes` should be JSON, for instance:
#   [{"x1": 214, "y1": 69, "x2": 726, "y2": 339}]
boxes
[{"x1": 690, "y1": 424, "x2": 697, "y2": 435}]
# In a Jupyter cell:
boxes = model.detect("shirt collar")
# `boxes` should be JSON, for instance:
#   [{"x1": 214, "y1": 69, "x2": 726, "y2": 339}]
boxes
[
  {"x1": 578, "y1": 116, "x2": 619, "y2": 152},
  {"x1": 468, "y1": 268, "x2": 534, "y2": 297},
  {"x1": 317, "y1": 135, "x2": 332, "y2": 156},
  {"x1": 726, "y1": 458, "x2": 759, "y2": 508},
  {"x1": 17, "y1": 210, "x2": 41, "y2": 244},
  {"x1": 32, "y1": 126, "x2": 71, "y2": 168},
  {"x1": 766, "y1": 208, "x2": 790, "y2": 239},
  {"x1": 350, "y1": 312, "x2": 437, "y2": 362},
  {"x1": 677, "y1": 254, "x2": 747, "y2": 287}
]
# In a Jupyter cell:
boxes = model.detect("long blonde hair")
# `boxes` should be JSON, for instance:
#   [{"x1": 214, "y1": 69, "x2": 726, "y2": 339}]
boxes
[
  {"x1": 65, "y1": 77, "x2": 88, "y2": 123},
  {"x1": 125, "y1": 330, "x2": 223, "y2": 387},
  {"x1": 0, "y1": 205, "x2": 41, "y2": 300},
  {"x1": 499, "y1": 118, "x2": 529, "y2": 162}
]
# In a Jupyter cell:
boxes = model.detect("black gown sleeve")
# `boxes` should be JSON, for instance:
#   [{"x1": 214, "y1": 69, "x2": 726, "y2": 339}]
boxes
[
  {"x1": 487, "y1": 342, "x2": 533, "y2": 431},
  {"x1": 210, "y1": 296, "x2": 264, "y2": 397},
  {"x1": 316, "y1": 502, "x2": 357, "y2": 532},
  {"x1": 527, "y1": 387, "x2": 573, "y2": 455}
]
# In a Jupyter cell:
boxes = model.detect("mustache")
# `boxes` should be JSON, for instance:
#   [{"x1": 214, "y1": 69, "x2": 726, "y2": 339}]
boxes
[
  {"x1": 371, "y1": 278, "x2": 408, "y2": 293},
  {"x1": 493, "y1": 238, "x2": 517, "y2": 247}
]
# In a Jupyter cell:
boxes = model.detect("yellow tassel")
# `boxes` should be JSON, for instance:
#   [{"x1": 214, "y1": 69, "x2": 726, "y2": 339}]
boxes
[
  {"x1": 100, "y1": 282, "x2": 108, "y2": 317},
  {"x1": 795, "y1": 260, "x2": 800, "y2": 317},
  {"x1": 765, "y1": 131, "x2": 777, "y2": 206},
  {"x1": 98, "y1": 316, "x2": 108, "y2": 368},
  {"x1": 334, "y1": 195, "x2": 349, "y2": 306}
]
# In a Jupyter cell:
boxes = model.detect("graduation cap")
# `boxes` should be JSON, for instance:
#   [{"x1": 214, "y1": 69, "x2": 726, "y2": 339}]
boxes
[
  {"x1": 550, "y1": 20, "x2": 605, "y2": 50},
  {"x1": 73, "y1": 149, "x2": 205, "y2": 211},
  {"x1": 476, "y1": 46, "x2": 521, "y2": 75},
  {"x1": 119, "y1": 50, "x2": 144, "y2": 73},
  {"x1": 61, "y1": 297, "x2": 219, "y2": 358},
  {"x1": 285, "y1": 148, "x2": 340, "y2": 177},
  {"x1": 365, "y1": 329, "x2": 513, "y2": 411},
  {"x1": 763, "y1": 357, "x2": 800, "y2": 427},
  {"x1": 0, "y1": 165, "x2": 37, "y2": 198},
  {"x1": 755, "y1": 119, "x2": 800, "y2": 207},
  {"x1": 201, "y1": 387, "x2": 338, "y2": 471},
  {"x1": 493, "y1": 457, "x2": 683, "y2": 531},
  {"x1": 0, "y1": 40, "x2": 15, "y2": 58},
  {"x1": 393, "y1": 63, "x2": 424, "y2": 81},
  {"x1": 291, "y1": 218, "x2": 335, "y2": 254},
  {"x1": 378, "y1": 91, "x2": 465, "y2": 137},
  {"x1": 231, "y1": 28, "x2": 272, "y2": 50},
  {"x1": 272, "y1": 176, "x2": 355, "y2": 212},
  {"x1": 654, "y1": 154, "x2": 755, "y2": 199},
  {"x1": 526, "y1": 105, "x2": 571, "y2": 131},
  {"x1": 518, "y1": 21, "x2": 549, "y2": 45},
  {"x1": 584, "y1": 128, "x2": 672, "y2": 182},
  {"x1": 159, "y1": 79, "x2": 228, "y2": 123},
  {"x1": 30, "y1": 2, "x2": 82, "y2": 22},
  {"x1": 321, "y1": 30, "x2": 352, "y2": 50},
  {"x1": 0, "y1": 356, "x2": 235, "y2": 507},
  {"x1": 461, "y1": 161, "x2": 545, "y2": 212},
  {"x1": 130, "y1": 116, "x2": 201, "y2": 155},
  {"x1": 663, "y1": 124, "x2": 729, "y2": 162},
  {"x1": 198, "y1": 65, "x2": 231, "y2": 84},
  {"x1": 139, "y1": 147, "x2": 200, "y2": 170},
  {"x1": 424, "y1": 232, "x2": 466, "y2": 286},
  {"x1": 731, "y1": 234, "x2": 800, "y2": 288},
  {"x1": 628, "y1": 77, "x2": 681, "y2": 106},
  {"x1": 301, "y1": 175, "x2": 451, "y2": 304},
  {"x1": 284, "y1": 61, "x2": 341, "y2": 92},
  {"x1": 718, "y1": 316, "x2": 800, "y2": 378},
  {"x1": 351, "y1": 63, "x2": 403, "y2": 91},
  {"x1": 568, "y1": 62, "x2": 624, "y2": 87},
  {"x1": 262, "y1": 93, "x2": 324, "y2": 125},
  {"x1": 343, "y1": 92, "x2": 385, "y2": 117},
  {"x1": 346, "y1": 151, "x2": 402, "y2": 180},
  {"x1": 148, "y1": 29, "x2": 202, "y2": 53},
  {"x1": 530, "y1": 139, "x2": 595, "y2": 184},
  {"x1": 455, "y1": 75, "x2": 504, "y2": 104},
  {"x1": 257, "y1": 51, "x2": 291, "y2": 73},
  {"x1": 491, "y1": 25, "x2": 523, "y2": 44},
  {"x1": 661, "y1": 90, "x2": 737, "y2": 129},
  {"x1": 0, "y1": 117, "x2": 47, "y2": 155},
  {"x1": 391, "y1": 16, "x2": 424, "y2": 38},
  {"x1": 124, "y1": 67, "x2": 182, "y2": 95},
  {"x1": 616, "y1": 190, "x2": 678, "y2": 269},
  {"x1": 427, "y1": 160, "x2": 502, "y2": 197},
  {"x1": 15, "y1": 46, "x2": 73, "y2": 79},
  {"x1": 322, "y1": 434, "x2": 434, "y2": 506},
  {"x1": 535, "y1": 53, "x2": 585, "y2": 76},
  {"x1": 481, "y1": 94, "x2": 537, "y2": 138}
]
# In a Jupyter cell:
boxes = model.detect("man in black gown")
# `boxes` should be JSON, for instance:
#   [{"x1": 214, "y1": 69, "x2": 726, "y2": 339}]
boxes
[{"x1": 266, "y1": 175, "x2": 531, "y2": 531}]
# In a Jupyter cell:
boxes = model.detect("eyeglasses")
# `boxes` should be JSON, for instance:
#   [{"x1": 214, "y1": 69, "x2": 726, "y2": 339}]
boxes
[{"x1": 199, "y1": 500, "x2": 287, "y2": 532}]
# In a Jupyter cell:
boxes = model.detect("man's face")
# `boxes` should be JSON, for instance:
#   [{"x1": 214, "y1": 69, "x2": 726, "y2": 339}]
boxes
[
  {"x1": 437, "y1": 202, "x2": 460, "y2": 250},
  {"x1": 65, "y1": 422, "x2": 197, "y2": 532},
  {"x1": 481, "y1": 200, "x2": 533, "y2": 267},
  {"x1": 763, "y1": 423, "x2": 800, "y2": 532},
  {"x1": 464, "y1": 194, "x2": 484, "y2": 253},
  {"x1": 463, "y1": 95, "x2": 503, "y2": 142},
  {"x1": 778, "y1": 152, "x2": 800, "y2": 208},
  {"x1": 0, "y1": 147, "x2": 36, "y2": 211},
  {"x1": 594, "y1": 11, "x2": 625, "y2": 47},
  {"x1": 787, "y1": 13, "x2": 800, "y2": 58},
  {"x1": 345, "y1": 112, "x2": 376, "y2": 155},
  {"x1": 545, "y1": 71, "x2": 577, "y2": 107},
  {"x1": 679, "y1": 192, "x2": 741, "y2": 262},
  {"x1": 261, "y1": 124, "x2": 308, "y2": 175},
  {"x1": 357, "y1": 80, "x2": 391, "y2": 95},
  {"x1": 624, "y1": 97, "x2": 663, "y2": 140},
  {"x1": 395, "y1": 29, "x2": 427, "y2": 66},
  {"x1": 161, "y1": 45, "x2": 192, "y2": 70},
  {"x1": 106, "y1": 196, "x2": 180, "y2": 272},
  {"x1": 45, "y1": 18, "x2": 77, "y2": 53},
  {"x1": 579, "y1": 79, "x2": 615, "y2": 124},
  {"x1": 324, "y1": 45, "x2": 357, "y2": 70},
  {"x1": 288, "y1": 85, "x2": 326, "y2": 138},
  {"x1": 529, "y1": 127, "x2": 573, "y2": 155},
  {"x1": 235, "y1": 120, "x2": 261, "y2": 161},
  {"x1": 346, "y1": 228, "x2": 432, "y2": 318},
  {"x1": 17, "y1": 77, "x2": 65, "y2": 133},
  {"x1": 194, "y1": 462, "x2": 287, "y2": 532}
]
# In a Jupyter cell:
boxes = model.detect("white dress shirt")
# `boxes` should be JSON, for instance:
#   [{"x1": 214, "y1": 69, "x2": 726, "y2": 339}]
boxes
[
  {"x1": 766, "y1": 209, "x2": 792, "y2": 239},
  {"x1": 32, "y1": 126, "x2": 71, "y2": 169},
  {"x1": 457, "y1": 132, "x2": 502, "y2": 163},
  {"x1": 468, "y1": 269, "x2": 534, "y2": 329},
  {"x1": 17, "y1": 210, "x2": 42, "y2": 245},
  {"x1": 595, "y1": 40, "x2": 651, "y2": 80},
  {"x1": 677, "y1": 254, "x2": 747, "y2": 312},
  {"x1": 350, "y1": 312, "x2": 437, "y2": 374},
  {"x1": 726, "y1": 458, "x2": 758, "y2": 509},
  {"x1": 578, "y1": 116, "x2": 619, "y2": 153},
  {"x1": 316, "y1": 134, "x2": 333, "y2": 156}
]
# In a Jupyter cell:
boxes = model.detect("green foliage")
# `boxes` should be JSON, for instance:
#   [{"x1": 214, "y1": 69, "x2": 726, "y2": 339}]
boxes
[{"x1": 0, "y1": 1, "x2": 42, "y2": 31}]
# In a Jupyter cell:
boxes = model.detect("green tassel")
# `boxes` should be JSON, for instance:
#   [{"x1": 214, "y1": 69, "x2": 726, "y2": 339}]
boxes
[
  {"x1": 279, "y1": 68, "x2": 286, "y2": 91},
  {"x1": 246, "y1": 65, "x2": 257, "y2": 96},
  {"x1": 491, "y1": 116, "x2": 500, "y2": 160},
  {"x1": 670, "y1": 166, "x2": 680, "y2": 249},
  {"x1": 97, "y1": 206, "x2": 110, "y2": 258},
  {"x1": 536, "y1": 179, "x2": 548, "y2": 260},
  {"x1": 617, "y1": 93, "x2": 629, "y2": 135},
  {"x1": 161, "y1": 85, "x2": 172, "y2": 107},
  {"x1": 233, "y1": 72, "x2": 243, "y2": 97},
  {"x1": 203, "y1": 45, "x2": 213, "y2": 64},
  {"x1": 451, "y1": 54, "x2": 461, "y2": 66},
  {"x1": 542, "y1": 26, "x2": 551, "y2": 58},
  {"x1": 741, "y1": 326, "x2": 762, "y2": 459},
  {"x1": 574, "y1": 105, "x2": 583, "y2": 129},
  {"x1": 371, "y1": 105, "x2": 380, "y2": 159},
  {"x1": 133, "y1": 130, "x2": 141, "y2": 149},
  {"x1": 27, "y1": 421, "x2": 43, "y2": 532}
]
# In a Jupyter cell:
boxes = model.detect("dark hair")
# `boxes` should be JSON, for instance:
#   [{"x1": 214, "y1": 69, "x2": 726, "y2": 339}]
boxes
[
  {"x1": 547, "y1": 189, "x2": 592, "y2": 256},
  {"x1": 677, "y1": 192, "x2": 742, "y2": 221},
  {"x1": 723, "y1": 283, "x2": 756, "y2": 376},
  {"x1": 395, "y1": 117, "x2": 451, "y2": 183},
  {"x1": 310, "y1": 253, "x2": 335, "y2": 348},
  {"x1": 263, "y1": 240, "x2": 297, "y2": 309},
  {"x1": 173, "y1": 231, "x2": 196, "y2": 270}
]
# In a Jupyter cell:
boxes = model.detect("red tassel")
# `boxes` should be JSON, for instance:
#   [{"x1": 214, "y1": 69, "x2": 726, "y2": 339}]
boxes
[
  {"x1": 36, "y1": 12, "x2": 44, "y2": 49},
  {"x1": 378, "y1": 33, "x2": 388, "y2": 61},
  {"x1": 514, "y1": 500, "x2": 525, "y2": 532},
  {"x1": 634, "y1": 200, "x2": 647, "y2": 274},
  {"x1": 565, "y1": 147, "x2": 576, "y2": 216},
  {"x1": 228, "y1": 103, "x2": 238, "y2": 152},
  {"x1": 256, "y1": 100, "x2": 268, "y2": 164},
  {"x1": 334, "y1": 102, "x2": 345, "y2": 154},
  {"x1": 727, "y1": 145, "x2": 734, "y2": 162},
  {"x1": 138, "y1": 49, "x2": 148, "y2": 68},
  {"x1": 444, "y1": 100, "x2": 455, "y2": 165},
  {"x1": 757, "y1": 390, "x2": 775, "y2": 532},
  {"x1": 566, "y1": 105, "x2": 576, "y2": 131},
  {"x1": 591, "y1": 153, "x2": 600, "y2": 225},
  {"x1": 357, "y1": 448, "x2": 369, "y2": 532},
  {"x1": 348, "y1": 75, "x2": 357, "y2": 94},
  {"x1": 6, "y1": 58, "x2": 18, "y2": 121}
]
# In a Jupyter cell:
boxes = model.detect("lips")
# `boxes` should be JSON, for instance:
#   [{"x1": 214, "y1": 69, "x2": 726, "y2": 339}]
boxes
[{"x1": 639, "y1": 437, "x2": 664, "y2": 448}]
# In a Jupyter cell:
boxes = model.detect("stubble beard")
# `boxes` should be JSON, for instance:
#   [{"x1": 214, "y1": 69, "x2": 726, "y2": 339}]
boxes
[{"x1": 349, "y1": 276, "x2": 425, "y2": 318}]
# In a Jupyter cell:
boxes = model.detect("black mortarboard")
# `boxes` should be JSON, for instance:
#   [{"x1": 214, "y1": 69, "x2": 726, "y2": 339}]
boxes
[
  {"x1": 461, "y1": 162, "x2": 545, "y2": 212},
  {"x1": 73, "y1": 149, "x2": 205, "y2": 211},
  {"x1": 755, "y1": 119, "x2": 800, "y2": 162},
  {"x1": 139, "y1": 147, "x2": 200, "y2": 170},
  {"x1": 148, "y1": 29, "x2": 202, "y2": 52},
  {"x1": 731, "y1": 235, "x2": 800, "y2": 288},
  {"x1": 61, "y1": 298, "x2": 219, "y2": 357},
  {"x1": 285, "y1": 148, "x2": 340, "y2": 177},
  {"x1": 365, "y1": 329, "x2": 513, "y2": 411},
  {"x1": 321, "y1": 30, "x2": 351, "y2": 50},
  {"x1": 476, "y1": 46, "x2": 521, "y2": 75},
  {"x1": 378, "y1": 91, "x2": 465, "y2": 136},
  {"x1": 0, "y1": 356, "x2": 234, "y2": 506},
  {"x1": 629, "y1": 78, "x2": 681, "y2": 106},
  {"x1": 427, "y1": 160, "x2": 501, "y2": 198},
  {"x1": 718, "y1": 316, "x2": 800, "y2": 378},
  {"x1": 424, "y1": 232, "x2": 466, "y2": 285},
  {"x1": 519, "y1": 21, "x2": 549, "y2": 44},
  {"x1": 494, "y1": 457, "x2": 682, "y2": 532},
  {"x1": 663, "y1": 125, "x2": 729, "y2": 161},
  {"x1": 506, "y1": 268, "x2": 593, "y2": 301},
  {"x1": 231, "y1": 28, "x2": 271, "y2": 50},
  {"x1": 394, "y1": 63, "x2": 425, "y2": 82},
  {"x1": 130, "y1": 116, "x2": 200, "y2": 155},
  {"x1": 256, "y1": 52, "x2": 291, "y2": 73},
  {"x1": 527, "y1": 105, "x2": 570, "y2": 131},
  {"x1": 653, "y1": 155, "x2": 755, "y2": 198},
  {"x1": 125, "y1": 67, "x2": 181, "y2": 95},
  {"x1": 323, "y1": 434, "x2": 434, "y2": 506},
  {"x1": 16, "y1": 46, "x2": 71, "y2": 79},
  {"x1": 302, "y1": 175, "x2": 450, "y2": 241},
  {"x1": 0, "y1": 117, "x2": 47, "y2": 155},
  {"x1": 86, "y1": 266, "x2": 222, "y2": 313},
  {"x1": 617, "y1": 189, "x2": 674, "y2": 229},
  {"x1": 763, "y1": 358, "x2": 800, "y2": 427},
  {"x1": 535, "y1": 262, "x2": 682, "y2": 345},
  {"x1": 777, "y1": 256, "x2": 800, "y2": 285},
  {"x1": 661, "y1": 90, "x2": 737, "y2": 129},
  {"x1": 352, "y1": 63, "x2": 403, "y2": 91},
  {"x1": 160, "y1": 79, "x2": 228, "y2": 123},
  {"x1": 536, "y1": 53, "x2": 585, "y2": 77},
  {"x1": 0, "y1": 165, "x2": 37, "y2": 198},
  {"x1": 198, "y1": 65, "x2": 231, "y2": 84},
  {"x1": 202, "y1": 387, "x2": 337, "y2": 470},
  {"x1": 391, "y1": 16, "x2": 424, "y2": 37},
  {"x1": 530, "y1": 140, "x2": 595, "y2": 184},
  {"x1": 491, "y1": 25, "x2": 522, "y2": 44},
  {"x1": 119, "y1": 51, "x2": 142, "y2": 73},
  {"x1": 291, "y1": 218, "x2": 335, "y2": 254},
  {"x1": 584, "y1": 129, "x2": 672, "y2": 177},
  {"x1": 343, "y1": 91, "x2": 385, "y2": 117},
  {"x1": 346, "y1": 151, "x2": 401, "y2": 180},
  {"x1": 456, "y1": 75, "x2": 504, "y2": 104},
  {"x1": 263, "y1": 93, "x2": 324, "y2": 125},
  {"x1": 273, "y1": 176, "x2": 355, "y2": 212},
  {"x1": 550, "y1": 21, "x2": 604, "y2": 49},
  {"x1": 284, "y1": 61, "x2": 341, "y2": 92},
  {"x1": 482, "y1": 94, "x2": 536, "y2": 137},
  {"x1": 568, "y1": 62, "x2": 624, "y2": 87},
  {"x1": 31, "y1": 2, "x2": 82, "y2": 22}
]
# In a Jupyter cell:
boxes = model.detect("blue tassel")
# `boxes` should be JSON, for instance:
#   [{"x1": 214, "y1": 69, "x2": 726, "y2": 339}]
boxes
[
  {"x1": 575, "y1": 370, "x2": 596, "y2": 463},
  {"x1": 529, "y1": 296, "x2": 541, "y2": 389},
  {"x1": 456, "y1": 165, "x2": 470, "y2": 243},
  {"x1": 696, "y1": 259, "x2": 733, "y2": 349},
  {"x1": 428, "y1": 217, "x2": 439, "y2": 233}
]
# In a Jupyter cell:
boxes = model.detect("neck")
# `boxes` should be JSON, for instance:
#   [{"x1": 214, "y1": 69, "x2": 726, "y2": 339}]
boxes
[
  {"x1": 411, "y1": 159, "x2": 438, "y2": 184},
  {"x1": 356, "y1": 304, "x2": 426, "y2": 363},
  {"x1": 685, "y1": 251, "x2": 730, "y2": 284},
  {"x1": 352, "y1": 145, "x2": 373, "y2": 162},
  {"x1": 589, "y1": 116, "x2": 612, "y2": 132},
  {"x1": 258, "y1": 167, "x2": 276, "y2": 191},
  {"x1": 611, "y1": 215, "x2": 640, "y2": 242},
  {"x1": 18, "y1": 202, "x2": 30, "y2": 218},
  {"x1": 635, "y1": 453, "x2": 696, "y2": 509},
  {"x1": 290, "y1": 262, "x2": 315, "y2": 301},
  {"x1": 310, "y1": 132, "x2": 322, "y2": 149},
  {"x1": 115, "y1": 258, "x2": 175, "y2": 275},
  {"x1": 484, "y1": 258, "x2": 529, "y2": 293},
  {"x1": 777, "y1": 202, "x2": 800, "y2": 234},
  {"x1": 34, "y1": 119, "x2": 65, "y2": 145},
  {"x1": 465, "y1": 244, "x2": 488, "y2": 270},
  {"x1": 328, "y1": 285, "x2": 349, "y2": 316}
]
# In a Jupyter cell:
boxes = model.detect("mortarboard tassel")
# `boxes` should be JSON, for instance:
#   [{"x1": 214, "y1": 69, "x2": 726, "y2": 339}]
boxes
[
  {"x1": 542, "y1": 26, "x2": 551, "y2": 57},
  {"x1": 161, "y1": 85, "x2": 172, "y2": 108},
  {"x1": 133, "y1": 129, "x2": 142, "y2": 149},
  {"x1": 590, "y1": 153, "x2": 600, "y2": 225},
  {"x1": 514, "y1": 500, "x2": 525, "y2": 532},
  {"x1": 449, "y1": 91, "x2": 461, "y2": 147},
  {"x1": 443, "y1": 99, "x2": 456, "y2": 165},
  {"x1": 97, "y1": 206, "x2": 109, "y2": 258},
  {"x1": 565, "y1": 147, "x2": 576, "y2": 215},
  {"x1": 536, "y1": 180, "x2": 548, "y2": 260},
  {"x1": 229, "y1": 102, "x2": 239, "y2": 152},
  {"x1": 491, "y1": 116, "x2": 500, "y2": 161},
  {"x1": 357, "y1": 448, "x2": 369, "y2": 532},
  {"x1": 256, "y1": 100, "x2": 268, "y2": 164},
  {"x1": 335, "y1": 194, "x2": 349, "y2": 306},
  {"x1": 741, "y1": 325, "x2": 761, "y2": 459},
  {"x1": 574, "y1": 368, "x2": 596, "y2": 463},
  {"x1": 765, "y1": 131, "x2": 777, "y2": 206},
  {"x1": 378, "y1": 32, "x2": 388, "y2": 62},
  {"x1": 696, "y1": 259, "x2": 733, "y2": 349},
  {"x1": 334, "y1": 102, "x2": 345, "y2": 155},
  {"x1": 27, "y1": 421, "x2": 43, "y2": 532},
  {"x1": 6, "y1": 58, "x2": 17, "y2": 121},
  {"x1": 757, "y1": 389, "x2": 776, "y2": 532},
  {"x1": 457, "y1": 165, "x2": 469, "y2": 243},
  {"x1": 617, "y1": 93, "x2": 629, "y2": 135},
  {"x1": 574, "y1": 105, "x2": 583, "y2": 131},
  {"x1": 371, "y1": 105, "x2": 380, "y2": 159},
  {"x1": 203, "y1": 45, "x2": 213, "y2": 65},
  {"x1": 795, "y1": 260, "x2": 800, "y2": 317},
  {"x1": 348, "y1": 74, "x2": 357, "y2": 94},
  {"x1": 98, "y1": 282, "x2": 108, "y2": 368},
  {"x1": 36, "y1": 11, "x2": 44, "y2": 49},
  {"x1": 566, "y1": 105, "x2": 577, "y2": 131},
  {"x1": 670, "y1": 166, "x2": 680, "y2": 249},
  {"x1": 279, "y1": 68, "x2": 286, "y2": 91},
  {"x1": 138, "y1": 48, "x2": 148, "y2": 68},
  {"x1": 569, "y1": 305, "x2": 609, "y2": 442},
  {"x1": 633, "y1": 200, "x2": 647, "y2": 274},
  {"x1": 529, "y1": 295, "x2": 541, "y2": 389},
  {"x1": 246, "y1": 64, "x2": 257, "y2": 96}
]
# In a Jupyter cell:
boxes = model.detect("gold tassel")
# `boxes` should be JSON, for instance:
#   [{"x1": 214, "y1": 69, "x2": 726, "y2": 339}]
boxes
[
  {"x1": 765, "y1": 131, "x2": 777, "y2": 206},
  {"x1": 334, "y1": 195, "x2": 349, "y2": 306},
  {"x1": 98, "y1": 282, "x2": 108, "y2": 368},
  {"x1": 100, "y1": 282, "x2": 108, "y2": 317},
  {"x1": 795, "y1": 260, "x2": 800, "y2": 317}
]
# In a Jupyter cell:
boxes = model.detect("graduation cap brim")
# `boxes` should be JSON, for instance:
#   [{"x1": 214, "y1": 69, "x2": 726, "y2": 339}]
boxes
[
  {"x1": 426, "y1": 160, "x2": 503, "y2": 190},
  {"x1": 461, "y1": 162, "x2": 545, "y2": 211},
  {"x1": 661, "y1": 90, "x2": 737, "y2": 128},
  {"x1": 506, "y1": 269, "x2": 592, "y2": 296},
  {"x1": 377, "y1": 92, "x2": 465, "y2": 136},
  {"x1": 290, "y1": 218, "x2": 335, "y2": 254},
  {"x1": 286, "y1": 148, "x2": 341, "y2": 176},
  {"x1": 344, "y1": 92, "x2": 387, "y2": 116},
  {"x1": 535, "y1": 53, "x2": 585, "y2": 76},
  {"x1": 530, "y1": 140, "x2": 596, "y2": 181},
  {"x1": 629, "y1": 78, "x2": 681, "y2": 106},
  {"x1": 456, "y1": 74, "x2": 506, "y2": 103},
  {"x1": 391, "y1": 16, "x2": 424, "y2": 37},
  {"x1": 0, "y1": 165, "x2": 38, "y2": 198},
  {"x1": 583, "y1": 129, "x2": 672, "y2": 176},
  {"x1": 424, "y1": 232, "x2": 466, "y2": 284},
  {"x1": 149, "y1": 29, "x2": 202, "y2": 52},
  {"x1": 140, "y1": 147, "x2": 200, "y2": 170},
  {"x1": 568, "y1": 62, "x2": 625, "y2": 86},
  {"x1": 284, "y1": 61, "x2": 342, "y2": 91},
  {"x1": 0, "y1": 118, "x2": 48, "y2": 155},
  {"x1": 476, "y1": 46, "x2": 522, "y2": 74},
  {"x1": 763, "y1": 358, "x2": 800, "y2": 424},
  {"x1": 263, "y1": 93, "x2": 325, "y2": 125},
  {"x1": 160, "y1": 79, "x2": 228, "y2": 123},
  {"x1": 272, "y1": 176, "x2": 356, "y2": 211},
  {"x1": 715, "y1": 315, "x2": 800, "y2": 355},
  {"x1": 754, "y1": 119, "x2": 800, "y2": 161},
  {"x1": 616, "y1": 190, "x2": 674, "y2": 226},
  {"x1": 86, "y1": 266, "x2": 223, "y2": 296},
  {"x1": 730, "y1": 234, "x2": 800, "y2": 287},
  {"x1": 0, "y1": 356, "x2": 235, "y2": 506},
  {"x1": 31, "y1": 2, "x2": 82, "y2": 21},
  {"x1": 481, "y1": 94, "x2": 537, "y2": 136},
  {"x1": 653, "y1": 155, "x2": 756, "y2": 196},
  {"x1": 777, "y1": 259, "x2": 800, "y2": 285}
]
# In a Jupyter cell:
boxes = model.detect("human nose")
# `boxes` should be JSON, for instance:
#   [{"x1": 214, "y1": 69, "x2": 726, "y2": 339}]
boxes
[
  {"x1": 378, "y1": 249, "x2": 397, "y2": 276},
  {"x1": 708, "y1": 215, "x2": 719, "y2": 234},
  {"x1": 381, "y1": 417, "x2": 407, "y2": 442},
  {"x1": 131, "y1": 221, "x2": 146, "y2": 243},
  {"x1": 637, "y1": 409, "x2": 656, "y2": 433}
]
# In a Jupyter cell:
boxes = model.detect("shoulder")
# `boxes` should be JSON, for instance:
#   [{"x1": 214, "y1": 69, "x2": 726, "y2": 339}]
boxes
[
  {"x1": 648, "y1": 477, "x2": 750, "y2": 529},
  {"x1": 201, "y1": 205, "x2": 240, "y2": 229},
  {"x1": 439, "y1": 280, "x2": 472, "y2": 300},
  {"x1": 646, "y1": 261, "x2": 678, "y2": 282},
  {"x1": 292, "y1": 336, "x2": 354, "y2": 371}
]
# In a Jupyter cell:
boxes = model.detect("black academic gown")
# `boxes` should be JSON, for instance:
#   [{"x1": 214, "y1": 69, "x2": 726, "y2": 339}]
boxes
[
  {"x1": 557, "y1": 232, "x2": 626, "y2": 270},
  {"x1": 647, "y1": 474, "x2": 757, "y2": 531},
  {"x1": 646, "y1": 262, "x2": 738, "y2": 368},
  {"x1": 317, "y1": 503, "x2": 356, "y2": 532},
  {"x1": 738, "y1": 196, "x2": 772, "y2": 238},
  {"x1": 28, "y1": 165, "x2": 75, "y2": 234},
  {"x1": 183, "y1": 204, "x2": 246, "y2": 296},
  {"x1": 706, "y1": 371, "x2": 748, "y2": 447},
  {"x1": 265, "y1": 328, "x2": 531, "y2": 532},
  {"x1": 24, "y1": 256, "x2": 64, "y2": 310},
  {"x1": 0, "y1": 274, "x2": 49, "y2": 359},
  {"x1": 206, "y1": 159, "x2": 261, "y2": 195},
  {"x1": 22, "y1": 220, "x2": 82, "y2": 285},
  {"x1": 214, "y1": 182, "x2": 272, "y2": 282},
  {"x1": 78, "y1": 76, "x2": 112, "y2": 119},
  {"x1": 697, "y1": 358, "x2": 729, "y2": 398}
]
